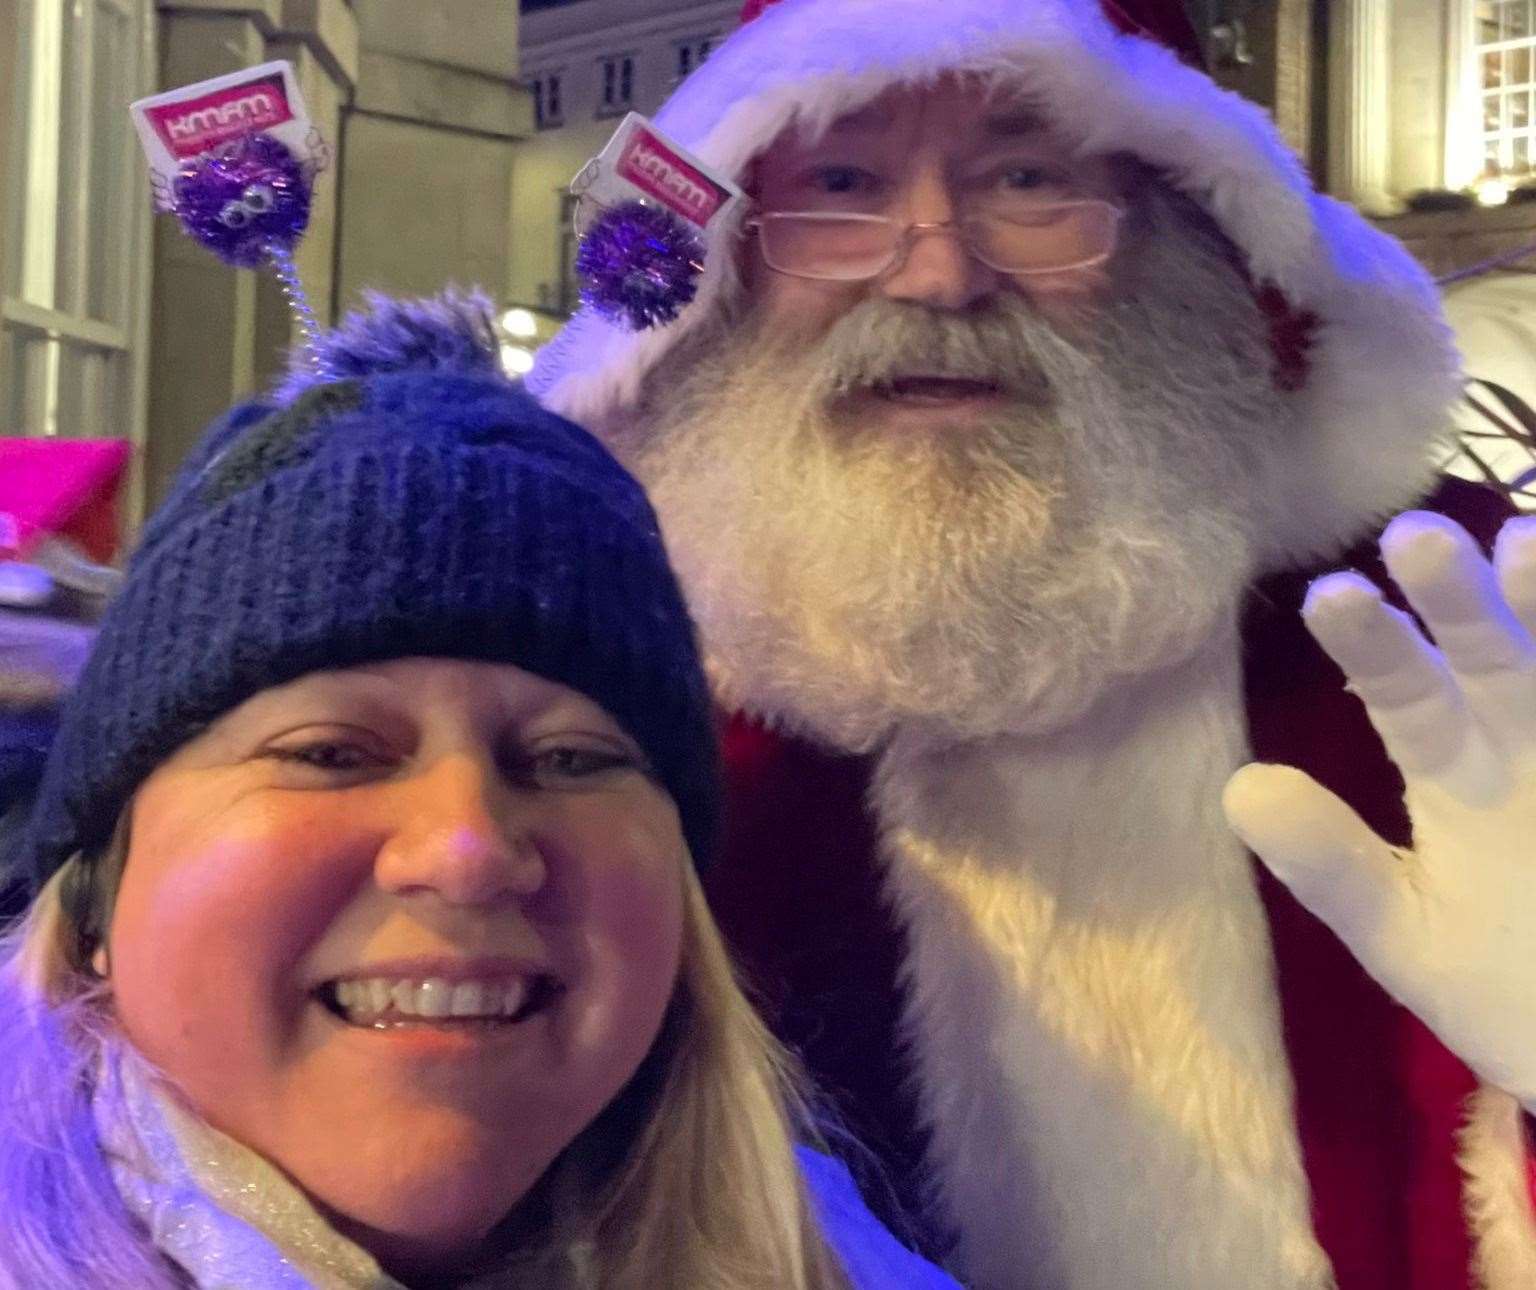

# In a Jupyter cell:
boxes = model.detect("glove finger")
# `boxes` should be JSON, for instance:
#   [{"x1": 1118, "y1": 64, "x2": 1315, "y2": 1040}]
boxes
[
  {"x1": 1302, "y1": 572, "x2": 1505, "y2": 802},
  {"x1": 1381, "y1": 512, "x2": 1536, "y2": 758},
  {"x1": 1223, "y1": 762, "x2": 1409, "y2": 958},
  {"x1": 1495, "y1": 515, "x2": 1536, "y2": 646}
]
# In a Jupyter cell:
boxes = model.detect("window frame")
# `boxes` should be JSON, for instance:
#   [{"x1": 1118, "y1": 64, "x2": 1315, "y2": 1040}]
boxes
[
  {"x1": 2, "y1": 0, "x2": 154, "y2": 530},
  {"x1": 1469, "y1": 0, "x2": 1536, "y2": 180},
  {"x1": 672, "y1": 32, "x2": 720, "y2": 87},
  {"x1": 531, "y1": 70, "x2": 565, "y2": 130},
  {"x1": 596, "y1": 51, "x2": 637, "y2": 118}
]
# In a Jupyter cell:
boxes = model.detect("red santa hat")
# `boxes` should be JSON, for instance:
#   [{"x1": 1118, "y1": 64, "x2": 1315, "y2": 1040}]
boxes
[
  {"x1": 740, "y1": 0, "x2": 1207, "y2": 67},
  {"x1": 530, "y1": 0, "x2": 1461, "y2": 568}
]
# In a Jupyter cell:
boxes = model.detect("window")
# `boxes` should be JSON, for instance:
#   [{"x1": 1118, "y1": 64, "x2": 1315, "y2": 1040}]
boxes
[
  {"x1": 674, "y1": 34, "x2": 719, "y2": 85},
  {"x1": 556, "y1": 190, "x2": 581, "y2": 315},
  {"x1": 1477, "y1": 0, "x2": 1536, "y2": 177},
  {"x1": 532, "y1": 72, "x2": 564, "y2": 130},
  {"x1": 3, "y1": 0, "x2": 152, "y2": 488},
  {"x1": 598, "y1": 54, "x2": 635, "y2": 116}
]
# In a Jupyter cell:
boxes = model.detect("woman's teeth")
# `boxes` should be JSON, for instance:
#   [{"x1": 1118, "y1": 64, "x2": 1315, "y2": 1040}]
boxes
[{"x1": 325, "y1": 976, "x2": 549, "y2": 1027}]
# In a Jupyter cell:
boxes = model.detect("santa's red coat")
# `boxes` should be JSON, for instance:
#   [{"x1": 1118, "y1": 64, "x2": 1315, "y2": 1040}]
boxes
[{"x1": 706, "y1": 476, "x2": 1536, "y2": 1288}]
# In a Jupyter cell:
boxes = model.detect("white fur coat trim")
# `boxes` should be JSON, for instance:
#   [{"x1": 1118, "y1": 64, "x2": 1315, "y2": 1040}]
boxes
[
  {"x1": 1461, "y1": 1086, "x2": 1536, "y2": 1289},
  {"x1": 870, "y1": 639, "x2": 1334, "y2": 1289},
  {"x1": 529, "y1": 0, "x2": 1461, "y2": 566}
]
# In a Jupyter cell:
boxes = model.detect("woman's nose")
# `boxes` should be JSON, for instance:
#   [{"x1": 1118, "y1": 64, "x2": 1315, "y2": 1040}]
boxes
[{"x1": 373, "y1": 755, "x2": 546, "y2": 907}]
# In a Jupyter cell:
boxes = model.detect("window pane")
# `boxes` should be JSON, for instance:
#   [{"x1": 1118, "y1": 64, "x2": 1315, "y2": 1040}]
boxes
[
  {"x1": 5, "y1": 0, "x2": 37, "y2": 300},
  {"x1": 1480, "y1": 0, "x2": 1501, "y2": 42},
  {"x1": 14, "y1": 0, "x2": 63, "y2": 307},
  {"x1": 1486, "y1": 92, "x2": 1505, "y2": 131},
  {"x1": 1488, "y1": 139, "x2": 1505, "y2": 174},
  {"x1": 1515, "y1": 134, "x2": 1531, "y2": 172},
  {"x1": 0, "y1": 327, "x2": 21, "y2": 434},
  {"x1": 52, "y1": 0, "x2": 87, "y2": 316},
  {"x1": 4, "y1": 332, "x2": 57, "y2": 437},
  {"x1": 87, "y1": 1, "x2": 133, "y2": 325},
  {"x1": 1486, "y1": 51, "x2": 1506, "y2": 89},
  {"x1": 1515, "y1": 91, "x2": 1532, "y2": 127},
  {"x1": 1507, "y1": 0, "x2": 1531, "y2": 38},
  {"x1": 1512, "y1": 46, "x2": 1532, "y2": 86},
  {"x1": 55, "y1": 342, "x2": 119, "y2": 440}
]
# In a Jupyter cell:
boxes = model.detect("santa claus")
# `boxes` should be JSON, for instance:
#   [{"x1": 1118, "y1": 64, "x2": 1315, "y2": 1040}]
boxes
[{"x1": 529, "y1": 1, "x2": 1536, "y2": 1286}]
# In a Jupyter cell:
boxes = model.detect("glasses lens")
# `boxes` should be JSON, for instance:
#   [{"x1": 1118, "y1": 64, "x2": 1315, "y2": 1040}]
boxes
[
  {"x1": 760, "y1": 214, "x2": 898, "y2": 280},
  {"x1": 969, "y1": 202, "x2": 1121, "y2": 274}
]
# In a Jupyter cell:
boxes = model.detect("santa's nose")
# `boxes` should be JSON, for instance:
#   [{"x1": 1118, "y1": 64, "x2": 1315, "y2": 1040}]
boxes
[{"x1": 877, "y1": 174, "x2": 999, "y2": 311}]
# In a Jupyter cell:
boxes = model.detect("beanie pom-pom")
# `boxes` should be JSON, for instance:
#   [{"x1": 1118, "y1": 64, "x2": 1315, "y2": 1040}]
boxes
[{"x1": 272, "y1": 287, "x2": 503, "y2": 404}]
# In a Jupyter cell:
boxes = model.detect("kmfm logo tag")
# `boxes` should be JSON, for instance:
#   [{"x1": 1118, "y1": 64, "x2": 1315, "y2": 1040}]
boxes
[
  {"x1": 617, "y1": 129, "x2": 729, "y2": 228},
  {"x1": 147, "y1": 73, "x2": 293, "y2": 159}
]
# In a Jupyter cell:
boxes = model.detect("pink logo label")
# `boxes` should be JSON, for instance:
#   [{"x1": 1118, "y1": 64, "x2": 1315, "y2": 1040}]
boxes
[
  {"x1": 146, "y1": 73, "x2": 292, "y2": 159},
  {"x1": 0, "y1": 512, "x2": 19, "y2": 558},
  {"x1": 617, "y1": 129, "x2": 729, "y2": 227}
]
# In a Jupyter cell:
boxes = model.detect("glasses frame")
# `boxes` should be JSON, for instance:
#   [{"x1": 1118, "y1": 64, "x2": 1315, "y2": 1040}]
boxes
[{"x1": 743, "y1": 201, "x2": 1125, "y2": 282}]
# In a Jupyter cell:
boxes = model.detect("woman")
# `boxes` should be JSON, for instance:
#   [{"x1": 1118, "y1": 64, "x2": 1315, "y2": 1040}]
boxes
[{"x1": 0, "y1": 295, "x2": 959, "y2": 1289}]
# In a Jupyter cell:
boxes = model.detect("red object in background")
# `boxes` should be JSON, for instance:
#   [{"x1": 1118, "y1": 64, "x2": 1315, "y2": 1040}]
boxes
[
  {"x1": 0, "y1": 439, "x2": 132, "y2": 564},
  {"x1": 738, "y1": 0, "x2": 1209, "y2": 70}
]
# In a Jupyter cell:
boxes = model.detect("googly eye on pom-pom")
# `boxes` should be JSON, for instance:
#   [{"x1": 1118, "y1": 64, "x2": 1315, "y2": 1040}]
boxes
[
  {"x1": 171, "y1": 133, "x2": 311, "y2": 269},
  {"x1": 575, "y1": 200, "x2": 706, "y2": 331}
]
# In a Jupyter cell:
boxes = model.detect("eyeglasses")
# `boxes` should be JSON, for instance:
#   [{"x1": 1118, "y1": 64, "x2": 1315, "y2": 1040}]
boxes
[{"x1": 745, "y1": 201, "x2": 1123, "y2": 281}]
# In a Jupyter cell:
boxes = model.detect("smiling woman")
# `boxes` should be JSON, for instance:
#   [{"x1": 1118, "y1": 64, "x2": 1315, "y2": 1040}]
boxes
[{"x1": 0, "y1": 292, "x2": 959, "y2": 1289}]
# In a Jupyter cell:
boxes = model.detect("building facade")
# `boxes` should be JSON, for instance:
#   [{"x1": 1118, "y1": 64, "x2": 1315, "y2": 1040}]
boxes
[
  {"x1": 8, "y1": 1, "x2": 1536, "y2": 526},
  {"x1": 3, "y1": 0, "x2": 532, "y2": 520}
]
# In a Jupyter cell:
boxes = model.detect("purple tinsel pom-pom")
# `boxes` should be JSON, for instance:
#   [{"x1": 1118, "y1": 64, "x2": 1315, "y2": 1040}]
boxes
[
  {"x1": 171, "y1": 133, "x2": 311, "y2": 269},
  {"x1": 576, "y1": 201, "x2": 705, "y2": 331}
]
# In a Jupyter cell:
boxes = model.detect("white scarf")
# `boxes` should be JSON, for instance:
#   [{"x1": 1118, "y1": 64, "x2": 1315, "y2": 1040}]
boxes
[{"x1": 91, "y1": 1042, "x2": 403, "y2": 1290}]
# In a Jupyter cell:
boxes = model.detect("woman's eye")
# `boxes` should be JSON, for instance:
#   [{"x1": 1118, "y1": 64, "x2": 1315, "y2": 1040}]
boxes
[
  {"x1": 519, "y1": 745, "x2": 639, "y2": 785},
  {"x1": 261, "y1": 741, "x2": 388, "y2": 774}
]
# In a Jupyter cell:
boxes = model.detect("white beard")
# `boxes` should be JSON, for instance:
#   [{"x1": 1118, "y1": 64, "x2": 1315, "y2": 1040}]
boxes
[{"x1": 616, "y1": 189, "x2": 1299, "y2": 750}]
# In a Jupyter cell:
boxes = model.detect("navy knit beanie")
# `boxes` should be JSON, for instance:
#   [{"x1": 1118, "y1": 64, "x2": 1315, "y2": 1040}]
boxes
[{"x1": 18, "y1": 292, "x2": 719, "y2": 898}]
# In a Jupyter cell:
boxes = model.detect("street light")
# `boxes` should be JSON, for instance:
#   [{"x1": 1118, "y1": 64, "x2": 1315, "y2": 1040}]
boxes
[{"x1": 502, "y1": 307, "x2": 539, "y2": 338}]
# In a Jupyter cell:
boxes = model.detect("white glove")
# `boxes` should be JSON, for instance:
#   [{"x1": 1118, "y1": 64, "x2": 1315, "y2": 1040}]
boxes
[{"x1": 1223, "y1": 510, "x2": 1536, "y2": 1113}]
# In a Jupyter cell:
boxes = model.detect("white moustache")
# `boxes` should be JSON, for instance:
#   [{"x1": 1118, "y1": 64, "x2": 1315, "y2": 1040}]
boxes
[{"x1": 801, "y1": 299, "x2": 1081, "y2": 406}]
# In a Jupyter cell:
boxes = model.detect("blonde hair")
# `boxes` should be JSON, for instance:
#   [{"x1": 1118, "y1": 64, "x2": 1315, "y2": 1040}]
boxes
[{"x1": 0, "y1": 838, "x2": 853, "y2": 1289}]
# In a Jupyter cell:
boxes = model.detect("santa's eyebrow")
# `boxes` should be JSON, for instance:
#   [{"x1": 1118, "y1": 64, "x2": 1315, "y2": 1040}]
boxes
[
  {"x1": 981, "y1": 107, "x2": 1049, "y2": 137},
  {"x1": 822, "y1": 104, "x2": 891, "y2": 134}
]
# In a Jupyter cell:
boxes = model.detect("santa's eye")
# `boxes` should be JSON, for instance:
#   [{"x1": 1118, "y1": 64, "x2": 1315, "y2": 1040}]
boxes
[
  {"x1": 241, "y1": 183, "x2": 276, "y2": 214},
  {"x1": 218, "y1": 200, "x2": 251, "y2": 229},
  {"x1": 808, "y1": 165, "x2": 883, "y2": 196},
  {"x1": 999, "y1": 166, "x2": 1055, "y2": 190}
]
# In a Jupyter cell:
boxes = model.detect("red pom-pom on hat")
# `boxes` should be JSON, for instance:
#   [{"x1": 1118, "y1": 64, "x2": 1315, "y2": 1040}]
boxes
[{"x1": 739, "y1": 0, "x2": 1206, "y2": 68}]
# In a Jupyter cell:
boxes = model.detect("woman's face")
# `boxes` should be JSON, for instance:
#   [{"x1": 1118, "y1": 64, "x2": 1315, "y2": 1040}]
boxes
[{"x1": 105, "y1": 657, "x2": 688, "y2": 1274}]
